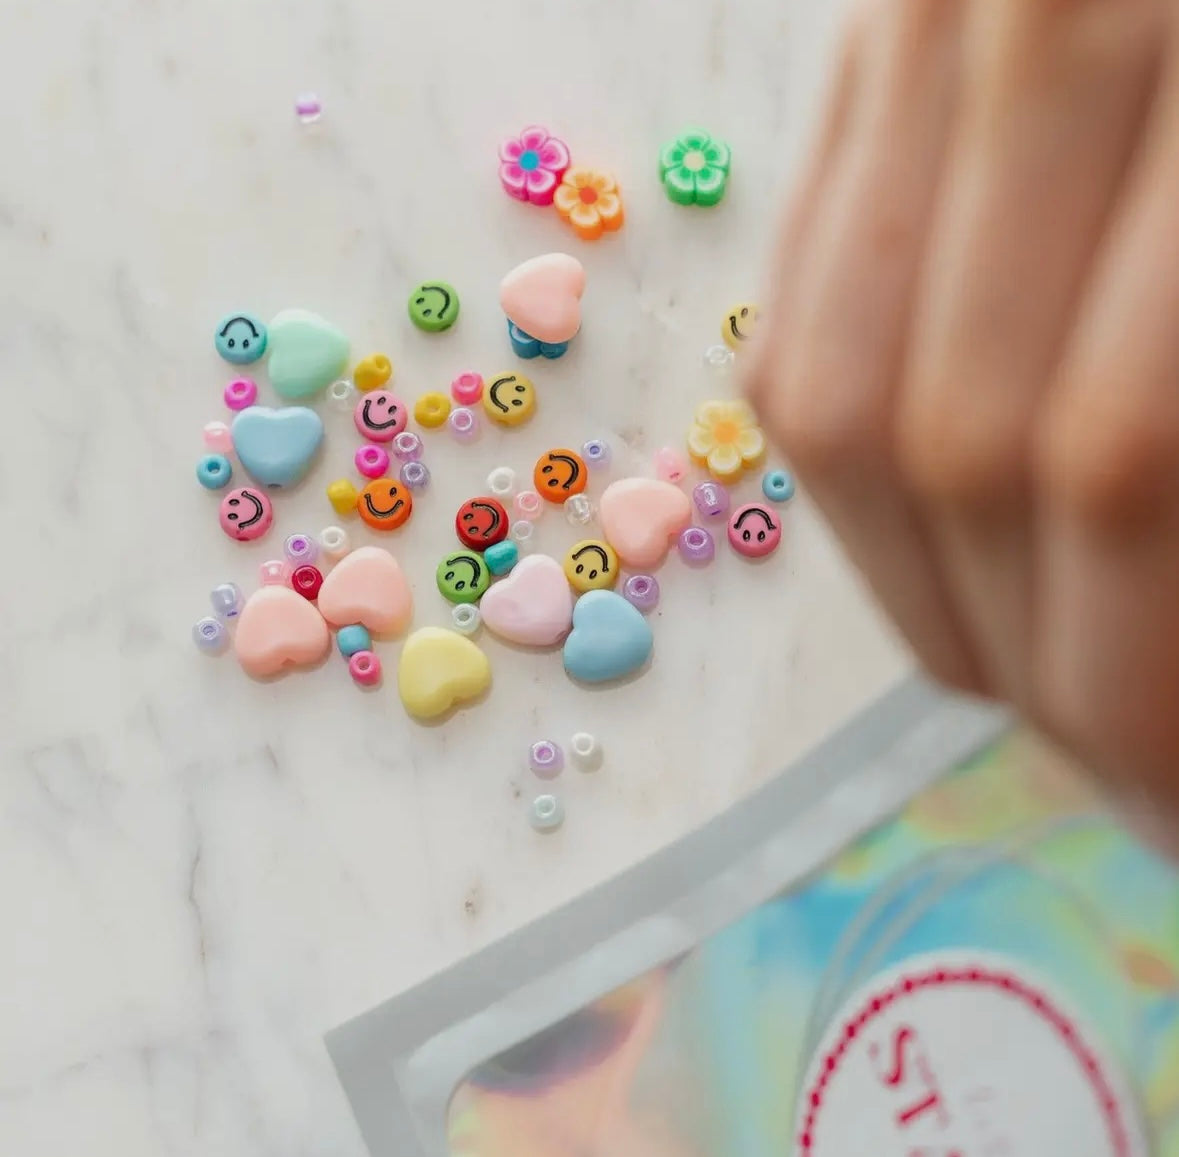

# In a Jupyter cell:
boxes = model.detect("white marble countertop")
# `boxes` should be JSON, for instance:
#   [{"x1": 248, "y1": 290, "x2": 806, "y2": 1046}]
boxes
[{"x1": 0, "y1": 0, "x2": 907, "y2": 1152}]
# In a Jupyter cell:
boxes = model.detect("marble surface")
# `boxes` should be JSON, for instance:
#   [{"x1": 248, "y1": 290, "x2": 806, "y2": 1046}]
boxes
[{"x1": 0, "y1": 0, "x2": 908, "y2": 1152}]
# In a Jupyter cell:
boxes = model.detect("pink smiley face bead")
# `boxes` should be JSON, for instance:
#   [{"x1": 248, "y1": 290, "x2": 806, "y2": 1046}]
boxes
[
  {"x1": 219, "y1": 486, "x2": 274, "y2": 542},
  {"x1": 728, "y1": 503, "x2": 782, "y2": 559},
  {"x1": 353, "y1": 390, "x2": 408, "y2": 443}
]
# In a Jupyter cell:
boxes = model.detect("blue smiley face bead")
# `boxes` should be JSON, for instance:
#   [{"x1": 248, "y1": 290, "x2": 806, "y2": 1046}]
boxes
[{"x1": 214, "y1": 311, "x2": 268, "y2": 365}]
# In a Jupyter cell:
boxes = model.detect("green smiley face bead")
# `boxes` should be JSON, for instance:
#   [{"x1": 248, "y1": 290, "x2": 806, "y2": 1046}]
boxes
[
  {"x1": 408, "y1": 281, "x2": 459, "y2": 332},
  {"x1": 437, "y1": 551, "x2": 490, "y2": 605},
  {"x1": 659, "y1": 130, "x2": 731, "y2": 207}
]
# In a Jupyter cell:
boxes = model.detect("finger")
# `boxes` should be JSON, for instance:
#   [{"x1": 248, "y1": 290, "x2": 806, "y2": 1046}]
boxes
[
  {"x1": 1038, "y1": 36, "x2": 1179, "y2": 811},
  {"x1": 895, "y1": 0, "x2": 1164, "y2": 699},
  {"x1": 748, "y1": 0, "x2": 985, "y2": 691}
]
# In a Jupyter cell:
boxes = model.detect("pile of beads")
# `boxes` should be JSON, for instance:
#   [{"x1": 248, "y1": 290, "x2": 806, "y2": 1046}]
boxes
[{"x1": 523, "y1": 732, "x2": 602, "y2": 832}]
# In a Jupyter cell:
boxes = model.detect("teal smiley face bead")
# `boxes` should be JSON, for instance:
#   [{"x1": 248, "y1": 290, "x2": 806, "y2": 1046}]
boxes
[
  {"x1": 436, "y1": 551, "x2": 490, "y2": 605},
  {"x1": 408, "y1": 281, "x2": 459, "y2": 332},
  {"x1": 214, "y1": 311, "x2": 268, "y2": 365}
]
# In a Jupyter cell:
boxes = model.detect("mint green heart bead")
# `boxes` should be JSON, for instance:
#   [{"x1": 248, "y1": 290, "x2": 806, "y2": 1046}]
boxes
[{"x1": 266, "y1": 308, "x2": 350, "y2": 399}]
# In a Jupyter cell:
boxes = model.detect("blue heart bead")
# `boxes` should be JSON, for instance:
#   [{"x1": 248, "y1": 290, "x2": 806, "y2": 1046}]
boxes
[
  {"x1": 562, "y1": 590, "x2": 653, "y2": 684},
  {"x1": 231, "y1": 406, "x2": 324, "y2": 488}
]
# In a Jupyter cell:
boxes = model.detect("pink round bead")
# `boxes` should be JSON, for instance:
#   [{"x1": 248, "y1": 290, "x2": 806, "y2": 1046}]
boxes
[
  {"x1": 224, "y1": 377, "x2": 258, "y2": 411},
  {"x1": 728, "y1": 503, "x2": 783, "y2": 559},
  {"x1": 203, "y1": 420, "x2": 234, "y2": 454},
  {"x1": 355, "y1": 443, "x2": 391, "y2": 479},
  {"x1": 353, "y1": 390, "x2": 408, "y2": 443},
  {"x1": 654, "y1": 447, "x2": 688, "y2": 485},
  {"x1": 259, "y1": 558, "x2": 291, "y2": 585},
  {"x1": 514, "y1": 490, "x2": 543, "y2": 519},
  {"x1": 450, "y1": 372, "x2": 484, "y2": 406},
  {"x1": 349, "y1": 649, "x2": 382, "y2": 686},
  {"x1": 219, "y1": 486, "x2": 274, "y2": 542}
]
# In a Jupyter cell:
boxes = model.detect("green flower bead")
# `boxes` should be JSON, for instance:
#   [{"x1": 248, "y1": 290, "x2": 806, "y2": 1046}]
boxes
[{"x1": 659, "y1": 130, "x2": 731, "y2": 207}]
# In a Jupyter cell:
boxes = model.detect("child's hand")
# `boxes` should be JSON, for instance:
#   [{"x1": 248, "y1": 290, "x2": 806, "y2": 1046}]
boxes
[{"x1": 746, "y1": 0, "x2": 1179, "y2": 812}]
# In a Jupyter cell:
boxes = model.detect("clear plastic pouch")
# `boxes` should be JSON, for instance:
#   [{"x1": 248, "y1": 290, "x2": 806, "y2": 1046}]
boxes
[{"x1": 327, "y1": 677, "x2": 1179, "y2": 1156}]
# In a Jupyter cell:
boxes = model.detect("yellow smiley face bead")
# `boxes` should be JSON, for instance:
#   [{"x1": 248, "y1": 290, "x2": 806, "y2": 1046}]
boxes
[
  {"x1": 353, "y1": 353, "x2": 393, "y2": 392},
  {"x1": 482, "y1": 372, "x2": 536, "y2": 427},
  {"x1": 563, "y1": 539, "x2": 619, "y2": 593},
  {"x1": 722, "y1": 303, "x2": 759, "y2": 350},
  {"x1": 414, "y1": 391, "x2": 451, "y2": 429}
]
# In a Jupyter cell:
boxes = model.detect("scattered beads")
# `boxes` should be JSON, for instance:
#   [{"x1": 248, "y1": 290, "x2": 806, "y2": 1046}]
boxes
[
  {"x1": 224, "y1": 377, "x2": 258, "y2": 411},
  {"x1": 354, "y1": 389, "x2": 408, "y2": 442},
  {"x1": 328, "y1": 379, "x2": 357, "y2": 410},
  {"x1": 456, "y1": 496, "x2": 509, "y2": 550},
  {"x1": 202, "y1": 420, "x2": 233, "y2": 454},
  {"x1": 392, "y1": 431, "x2": 423, "y2": 462},
  {"x1": 678, "y1": 526, "x2": 715, "y2": 566},
  {"x1": 510, "y1": 520, "x2": 535, "y2": 551},
  {"x1": 319, "y1": 525, "x2": 350, "y2": 559},
  {"x1": 448, "y1": 406, "x2": 479, "y2": 443},
  {"x1": 451, "y1": 603, "x2": 481, "y2": 635},
  {"x1": 259, "y1": 559, "x2": 291, "y2": 586},
  {"x1": 535, "y1": 448, "x2": 588, "y2": 501},
  {"x1": 353, "y1": 354, "x2": 392, "y2": 393},
  {"x1": 529, "y1": 740, "x2": 564, "y2": 779},
  {"x1": 571, "y1": 731, "x2": 602, "y2": 770},
  {"x1": 400, "y1": 461, "x2": 430, "y2": 490},
  {"x1": 654, "y1": 446, "x2": 688, "y2": 485},
  {"x1": 337, "y1": 624, "x2": 372, "y2": 657},
  {"x1": 196, "y1": 453, "x2": 233, "y2": 490},
  {"x1": 623, "y1": 574, "x2": 659, "y2": 613},
  {"x1": 529, "y1": 793, "x2": 565, "y2": 833},
  {"x1": 762, "y1": 469, "x2": 795, "y2": 503},
  {"x1": 582, "y1": 439, "x2": 611, "y2": 468},
  {"x1": 702, "y1": 344, "x2": 735, "y2": 373},
  {"x1": 193, "y1": 616, "x2": 228, "y2": 655},
  {"x1": 485, "y1": 539, "x2": 519, "y2": 576},
  {"x1": 291, "y1": 564, "x2": 324, "y2": 601},
  {"x1": 355, "y1": 443, "x2": 391, "y2": 479},
  {"x1": 450, "y1": 372, "x2": 484, "y2": 406},
  {"x1": 728, "y1": 503, "x2": 782, "y2": 559},
  {"x1": 414, "y1": 392, "x2": 451, "y2": 428},
  {"x1": 210, "y1": 582, "x2": 244, "y2": 620},
  {"x1": 564, "y1": 494, "x2": 594, "y2": 527},
  {"x1": 349, "y1": 650, "x2": 382, "y2": 687},
  {"x1": 294, "y1": 93, "x2": 322, "y2": 124},
  {"x1": 693, "y1": 480, "x2": 731, "y2": 518},
  {"x1": 284, "y1": 533, "x2": 319, "y2": 566},
  {"x1": 327, "y1": 477, "x2": 360, "y2": 517},
  {"x1": 487, "y1": 466, "x2": 517, "y2": 500},
  {"x1": 514, "y1": 490, "x2": 542, "y2": 519},
  {"x1": 220, "y1": 487, "x2": 273, "y2": 542}
]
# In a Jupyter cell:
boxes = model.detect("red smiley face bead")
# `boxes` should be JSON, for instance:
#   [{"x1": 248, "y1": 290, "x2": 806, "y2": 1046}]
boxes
[
  {"x1": 353, "y1": 390, "x2": 408, "y2": 443},
  {"x1": 727, "y1": 503, "x2": 782, "y2": 559},
  {"x1": 455, "y1": 496, "x2": 509, "y2": 550}
]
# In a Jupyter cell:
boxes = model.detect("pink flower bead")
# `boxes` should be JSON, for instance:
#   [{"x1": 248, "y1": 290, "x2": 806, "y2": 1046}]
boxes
[
  {"x1": 499, "y1": 125, "x2": 571, "y2": 206},
  {"x1": 349, "y1": 649, "x2": 382, "y2": 686},
  {"x1": 654, "y1": 446, "x2": 688, "y2": 485},
  {"x1": 203, "y1": 420, "x2": 233, "y2": 454},
  {"x1": 450, "y1": 372, "x2": 484, "y2": 406},
  {"x1": 355, "y1": 443, "x2": 390, "y2": 479},
  {"x1": 224, "y1": 377, "x2": 258, "y2": 410}
]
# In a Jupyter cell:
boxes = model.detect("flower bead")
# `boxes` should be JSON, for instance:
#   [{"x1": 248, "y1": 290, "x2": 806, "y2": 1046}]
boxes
[
  {"x1": 499, "y1": 125, "x2": 571, "y2": 206},
  {"x1": 554, "y1": 168, "x2": 624, "y2": 241},
  {"x1": 659, "y1": 130, "x2": 731, "y2": 207},
  {"x1": 687, "y1": 400, "x2": 766, "y2": 480}
]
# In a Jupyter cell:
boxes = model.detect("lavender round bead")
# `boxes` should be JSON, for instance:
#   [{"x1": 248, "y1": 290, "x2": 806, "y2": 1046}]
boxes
[
  {"x1": 283, "y1": 533, "x2": 319, "y2": 566},
  {"x1": 678, "y1": 526, "x2": 715, "y2": 565},
  {"x1": 392, "y1": 431, "x2": 423, "y2": 462},
  {"x1": 623, "y1": 574, "x2": 660, "y2": 613},
  {"x1": 192, "y1": 616, "x2": 228, "y2": 654},
  {"x1": 693, "y1": 481, "x2": 731, "y2": 519},
  {"x1": 400, "y1": 461, "x2": 430, "y2": 490},
  {"x1": 529, "y1": 740, "x2": 565, "y2": 779},
  {"x1": 209, "y1": 581, "x2": 243, "y2": 620}
]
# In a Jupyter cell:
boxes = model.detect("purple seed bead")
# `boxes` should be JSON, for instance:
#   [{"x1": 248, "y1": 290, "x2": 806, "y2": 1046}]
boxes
[
  {"x1": 192, "y1": 616, "x2": 228, "y2": 654},
  {"x1": 623, "y1": 574, "x2": 660, "y2": 613},
  {"x1": 283, "y1": 533, "x2": 319, "y2": 566},
  {"x1": 582, "y1": 439, "x2": 611, "y2": 467},
  {"x1": 392, "y1": 430, "x2": 423, "y2": 462},
  {"x1": 529, "y1": 740, "x2": 565, "y2": 779},
  {"x1": 209, "y1": 581, "x2": 243, "y2": 620},
  {"x1": 678, "y1": 526, "x2": 716, "y2": 565},
  {"x1": 693, "y1": 481, "x2": 730, "y2": 519},
  {"x1": 447, "y1": 406, "x2": 479, "y2": 443},
  {"x1": 400, "y1": 460, "x2": 430, "y2": 490}
]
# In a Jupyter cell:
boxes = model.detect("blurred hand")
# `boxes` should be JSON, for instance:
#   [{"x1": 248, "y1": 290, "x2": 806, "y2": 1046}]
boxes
[{"x1": 746, "y1": 0, "x2": 1179, "y2": 820}]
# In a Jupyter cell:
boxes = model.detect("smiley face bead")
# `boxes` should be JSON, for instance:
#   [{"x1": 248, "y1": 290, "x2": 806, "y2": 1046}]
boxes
[
  {"x1": 455, "y1": 497, "x2": 509, "y2": 550},
  {"x1": 357, "y1": 478, "x2": 413, "y2": 531},
  {"x1": 219, "y1": 486, "x2": 273, "y2": 541},
  {"x1": 534, "y1": 449, "x2": 587, "y2": 503},
  {"x1": 722, "y1": 303, "x2": 759, "y2": 350},
  {"x1": 354, "y1": 390, "x2": 408, "y2": 442},
  {"x1": 482, "y1": 372, "x2": 536, "y2": 427},
  {"x1": 214, "y1": 311, "x2": 267, "y2": 365},
  {"x1": 564, "y1": 540, "x2": 618, "y2": 593},
  {"x1": 727, "y1": 503, "x2": 782, "y2": 558},
  {"x1": 436, "y1": 551, "x2": 491, "y2": 605},
  {"x1": 408, "y1": 281, "x2": 460, "y2": 332}
]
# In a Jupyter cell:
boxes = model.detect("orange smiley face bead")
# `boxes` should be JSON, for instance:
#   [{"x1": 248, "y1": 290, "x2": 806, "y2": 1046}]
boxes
[
  {"x1": 357, "y1": 478, "x2": 413, "y2": 531},
  {"x1": 534, "y1": 448, "x2": 588, "y2": 503}
]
